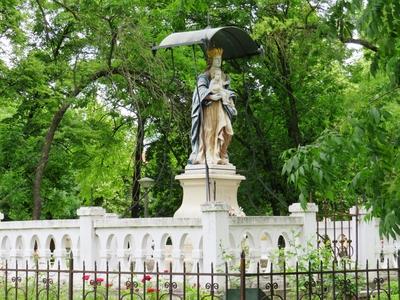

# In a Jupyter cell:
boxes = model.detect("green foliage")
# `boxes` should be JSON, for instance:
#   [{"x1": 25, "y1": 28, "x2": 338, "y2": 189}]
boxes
[
  {"x1": 0, "y1": 0, "x2": 399, "y2": 232},
  {"x1": 360, "y1": 0, "x2": 400, "y2": 85},
  {"x1": 270, "y1": 232, "x2": 362, "y2": 299},
  {"x1": 327, "y1": 0, "x2": 400, "y2": 86},
  {"x1": 270, "y1": 232, "x2": 335, "y2": 272},
  {"x1": 282, "y1": 66, "x2": 400, "y2": 237},
  {"x1": 0, "y1": 0, "x2": 171, "y2": 219}
]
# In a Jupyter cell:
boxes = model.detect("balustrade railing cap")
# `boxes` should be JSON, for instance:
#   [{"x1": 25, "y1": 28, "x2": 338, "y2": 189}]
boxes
[
  {"x1": 349, "y1": 205, "x2": 369, "y2": 216},
  {"x1": 77, "y1": 206, "x2": 106, "y2": 217},
  {"x1": 288, "y1": 202, "x2": 319, "y2": 214},
  {"x1": 104, "y1": 213, "x2": 119, "y2": 219},
  {"x1": 201, "y1": 202, "x2": 230, "y2": 212}
]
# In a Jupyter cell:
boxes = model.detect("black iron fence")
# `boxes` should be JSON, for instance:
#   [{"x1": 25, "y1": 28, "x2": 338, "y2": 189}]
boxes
[
  {"x1": 2, "y1": 252, "x2": 400, "y2": 299},
  {"x1": 317, "y1": 201, "x2": 359, "y2": 262}
]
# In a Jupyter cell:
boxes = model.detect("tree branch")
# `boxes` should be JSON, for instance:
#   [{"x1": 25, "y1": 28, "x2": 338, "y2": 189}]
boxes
[
  {"x1": 342, "y1": 38, "x2": 378, "y2": 52},
  {"x1": 34, "y1": 0, "x2": 52, "y2": 44},
  {"x1": 53, "y1": 22, "x2": 73, "y2": 59},
  {"x1": 106, "y1": 18, "x2": 118, "y2": 68},
  {"x1": 305, "y1": 0, "x2": 321, "y2": 25},
  {"x1": 53, "y1": 0, "x2": 80, "y2": 20}
]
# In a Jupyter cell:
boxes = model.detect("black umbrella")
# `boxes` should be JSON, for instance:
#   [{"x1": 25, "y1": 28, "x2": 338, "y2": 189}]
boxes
[{"x1": 152, "y1": 26, "x2": 262, "y2": 60}]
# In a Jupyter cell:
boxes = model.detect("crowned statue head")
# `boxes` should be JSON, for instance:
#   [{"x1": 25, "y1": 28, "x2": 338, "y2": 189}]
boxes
[{"x1": 207, "y1": 47, "x2": 223, "y2": 69}]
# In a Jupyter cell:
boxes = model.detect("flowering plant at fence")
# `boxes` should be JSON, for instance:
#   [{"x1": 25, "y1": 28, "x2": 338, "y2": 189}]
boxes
[{"x1": 269, "y1": 230, "x2": 366, "y2": 299}]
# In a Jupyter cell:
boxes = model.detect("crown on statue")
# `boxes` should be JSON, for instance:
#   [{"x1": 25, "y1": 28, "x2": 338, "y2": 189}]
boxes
[{"x1": 207, "y1": 48, "x2": 223, "y2": 58}]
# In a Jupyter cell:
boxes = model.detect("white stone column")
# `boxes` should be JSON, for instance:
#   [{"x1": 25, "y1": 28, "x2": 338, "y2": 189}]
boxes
[
  {"x1": 133, "y1": 249, "x2": 146, "y2": 272},
  {"x1": 153, "y1": 249, "x2": 165, "y2": 272},
  {"x1": 71, "y1": 246, "x2": 79, "y2": 267},
  {"x1": 40, "y1": 249, "x2": 51, "y2": 268},
  {"x1": 53, "y1": 248, "x2": 63, "y2": 269},
  {"x1": 127, "y1": 249, "x2": 135, "y2": 271},
  {"x1": 350, "y1": 206, "x2": 379, "y2": 266},
  {"x1": 201, "y1": 202, "x2": 230, "y2": 272},
  {"x1": 99, "y1": 250, "x2": 109, "y2": 271},
  {"x1": 23, "y1": 249, "x2": 33, "y2": 267},
  {"x1": 9, "y1": 248, "x2": 17, "y2": 268},
  {"x1": 289, "y1": 203, "x2": 318, "y2": 246},
  {"x1": 172, "y1": 249, "x2": 183, "y2": 272},
  {"x1": 0, "y1": 214, "x2": 4, "y2": 267},
  {"x1": 231, "y1": 249, "x2": 241, "y2": 267},
  {"x1": 0, "y1": 250, "x2": 7, "y2": 266},
  {"x1": 248, "y1": 248, "x2": 260, "y2": 272},
  {"x1": 116, "y1": 248, "x2": 126, "y2": 270},
  {"x1": 191, "y1": 249, "x2": 203, "y2": 272},
  {"x1": 77, "y1": 207, "x2": 106, "y2": 269}
]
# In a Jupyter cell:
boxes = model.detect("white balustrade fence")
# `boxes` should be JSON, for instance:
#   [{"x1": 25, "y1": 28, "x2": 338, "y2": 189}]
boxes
[{"x1": 0, "y1": 202, "x2": 397, "y2": 272}]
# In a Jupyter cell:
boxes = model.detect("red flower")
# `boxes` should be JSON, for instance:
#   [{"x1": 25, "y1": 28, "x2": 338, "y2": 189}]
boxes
[
  {"x1": 106, "y1": 283, "x2": 113, "y2": 288},
  {"x1": 82, "y1": 275, "x2": 90, "y2": 281},
  {"x1": 163, "y1": 270, "x2": 169, "y2": 273},
  {"x1": 147, "y1": 287, "x2": 158, "y2": 293},
  {"x1": 141, "y1": 275, "x2": 152, "y2": 282},
  {"x1": 96, "y1": 278, "x2": 104, "y2": 283}
]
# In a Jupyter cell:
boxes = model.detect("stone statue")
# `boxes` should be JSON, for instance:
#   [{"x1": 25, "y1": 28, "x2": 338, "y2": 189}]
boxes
[{"x1": 188, "y1": 48, "x2": 237, "y2": 165}]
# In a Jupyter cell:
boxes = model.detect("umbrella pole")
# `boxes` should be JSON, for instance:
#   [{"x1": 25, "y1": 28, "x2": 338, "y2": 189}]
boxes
[
  {"x1": 199, "y1": 103, "x2": 211, "y2": 203},
  {"x1": 192, "y1": 45, "x2": 211, "y2": 203}
]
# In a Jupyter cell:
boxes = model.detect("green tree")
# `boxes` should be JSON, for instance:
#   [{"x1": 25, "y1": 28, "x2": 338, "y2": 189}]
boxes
[
  {"x1": 282, "y1": 0, "x2": 400, "y2": 236},
  {"x1": 1, "y1": 0, "x2": 397, "y2": 228}
]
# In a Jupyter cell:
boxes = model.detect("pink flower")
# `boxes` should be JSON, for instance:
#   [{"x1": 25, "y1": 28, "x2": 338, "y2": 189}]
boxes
[
  {"x1": 141, "y1": 275, "x2": 152, "y2": 282},
  {"x1": 82, "y1": 275, "x2": 90, "y2": 281},
  {"x1": 96, "y1": 278, "x2": 104, "y2": 283}
]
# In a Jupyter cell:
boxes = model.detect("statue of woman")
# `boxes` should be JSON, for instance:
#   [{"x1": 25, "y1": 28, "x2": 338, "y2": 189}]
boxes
[{"x1": 188, "y1": 48, "x2": 237, "y2": 165}]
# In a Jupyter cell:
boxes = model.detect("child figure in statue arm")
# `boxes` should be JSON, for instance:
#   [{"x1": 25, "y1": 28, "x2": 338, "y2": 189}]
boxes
[{"x1": 208, "y1": 69, "x2": 237, "y2": 116}]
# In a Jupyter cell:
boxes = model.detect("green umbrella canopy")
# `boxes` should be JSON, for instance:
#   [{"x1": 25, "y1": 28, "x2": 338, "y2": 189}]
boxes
[{"x1": 152, "y1": 26, "x2": 262, "y2": 60}]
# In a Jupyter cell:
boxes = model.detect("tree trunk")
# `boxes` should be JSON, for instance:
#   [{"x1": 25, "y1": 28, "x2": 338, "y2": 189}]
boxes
[
  {"x1": 284, "y1": 80, "x2": 301, "y2": 146},
  {"x1": 32, "y1": 102, "x2": 71, "y2": 219},
  {"x1": 131, "y1": 116, "x2": 146, "y2": 218},
  {"x1": 241, "y1": 88, "x2": 274, "y2": 171},
  {"x1": 30, "y1": 68, "x2": 128, "y2": 219},
  {"x1": 276, "y1": 41, "x2": 302, "y2": 146}
]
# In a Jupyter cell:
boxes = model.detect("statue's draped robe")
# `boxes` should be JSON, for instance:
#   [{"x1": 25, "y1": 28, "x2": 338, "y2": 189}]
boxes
[{"x1": 189, "y1": 72, "x2": 236, "y2": 164}]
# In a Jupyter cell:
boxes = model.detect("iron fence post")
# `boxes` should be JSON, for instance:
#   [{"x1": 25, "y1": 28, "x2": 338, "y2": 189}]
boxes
[
  {"x1": 240, "y1": 251, "x2": 246, "y2": 300},
  {"x1": 35, "y1": 261, "x2": 39, "y2": 300},
  {"x1": 397, "y1": 250, "x2": 400, "y2": 297},
  {"x1": 68, "y1": 252, "x2": 73, "y2": 300},
  {"x1": 5, "y1": 261, "x2": 7, "y2": 300}
]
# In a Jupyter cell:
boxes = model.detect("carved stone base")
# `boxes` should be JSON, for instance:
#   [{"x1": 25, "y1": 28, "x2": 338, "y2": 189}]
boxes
[{"x1": 173, "y1": 164, "x2": 246, "y2": 218}]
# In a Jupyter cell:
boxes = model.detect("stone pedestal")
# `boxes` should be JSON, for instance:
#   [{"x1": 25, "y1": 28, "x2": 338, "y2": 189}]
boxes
[
  {"x1": 174, "y1": 164, "x2": 245, "y2": 218},
  {"x1": 289, "y1": 203, "x2": 318, "y2": 246}
]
